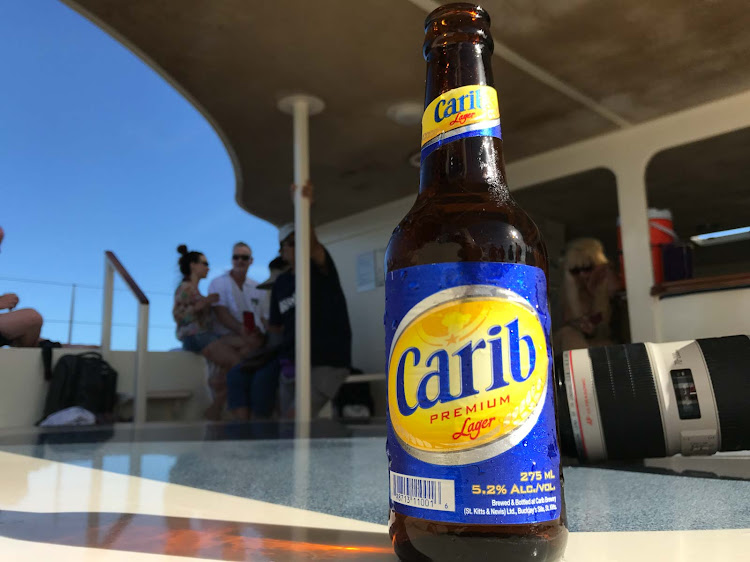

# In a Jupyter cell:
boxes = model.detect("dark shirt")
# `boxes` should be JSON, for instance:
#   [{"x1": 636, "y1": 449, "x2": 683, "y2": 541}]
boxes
[{"x1": 269, "y1": 249, "x2": 352, "y2": 368}]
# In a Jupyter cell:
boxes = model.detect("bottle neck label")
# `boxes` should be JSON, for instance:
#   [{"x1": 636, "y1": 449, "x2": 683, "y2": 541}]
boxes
[{"x1": 421, "y1": 85, "x2": 501, "y2": 162}]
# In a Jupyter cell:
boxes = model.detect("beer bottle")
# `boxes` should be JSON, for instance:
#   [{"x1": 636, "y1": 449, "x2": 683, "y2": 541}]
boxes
[{"x1": 384, "y1": 4, "x2": 568, "y2": 560}]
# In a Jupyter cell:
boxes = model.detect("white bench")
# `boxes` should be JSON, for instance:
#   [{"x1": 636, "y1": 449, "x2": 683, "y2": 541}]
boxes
[{"x1": 117, "y1": 389, "x2": 194, "y2": 421}]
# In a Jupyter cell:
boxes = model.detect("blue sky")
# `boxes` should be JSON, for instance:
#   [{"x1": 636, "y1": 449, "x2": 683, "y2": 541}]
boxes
[{"x1": 0, "y1": 0, "x2": 279, "y2": 350}]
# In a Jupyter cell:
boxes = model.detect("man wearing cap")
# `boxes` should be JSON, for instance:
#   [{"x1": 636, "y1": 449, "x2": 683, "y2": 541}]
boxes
[
  {"x1": 269, "y1": 181, "x2": 352, "y2": 417},
  {"x1": 208, "y1": 242, "x2": 267, "y2": 340}
]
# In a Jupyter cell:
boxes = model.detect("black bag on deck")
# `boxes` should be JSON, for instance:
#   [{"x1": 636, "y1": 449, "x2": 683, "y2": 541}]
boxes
[{"x1": 41, "y1": 352, "x2": 118, "y2": 421}]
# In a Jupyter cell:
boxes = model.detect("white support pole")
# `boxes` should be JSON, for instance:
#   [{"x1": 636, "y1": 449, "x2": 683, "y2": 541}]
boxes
[
  {"x1": 293, "y1": 99, "x2": 312, "y2": 428},
  {"x1": 613, "y1": 156, "x2": 659, "y2": 343},
  {"x1": 101, "y1": 261, "x2": 114, "y2": 352},
  {"x1": 278, "y1": 94, "x2": 324, "y2": 432},
  {"x1": 134, "y1": 302, "x2": 149, "y2": 425}
]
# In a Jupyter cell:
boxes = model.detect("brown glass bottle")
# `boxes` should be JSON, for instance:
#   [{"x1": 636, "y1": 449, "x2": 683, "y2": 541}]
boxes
[{"x1": 386, "y1": 4, "x2": 568, "y2": 561}]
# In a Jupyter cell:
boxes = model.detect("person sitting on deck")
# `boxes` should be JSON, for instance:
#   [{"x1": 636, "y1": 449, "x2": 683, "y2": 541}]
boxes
[
  {"x1": 223, "y1": 257, "x2": 289, "y2": 420},
  {"x1": 0, "y1": 226, "x2": 43, "y2": 348},
  {"x1": 208, "y1": 241, "x2": 269, "y2": 339}
]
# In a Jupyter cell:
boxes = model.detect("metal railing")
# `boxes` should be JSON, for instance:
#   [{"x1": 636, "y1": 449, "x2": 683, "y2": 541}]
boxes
[
  {"x1": 0, "y1": 276, "x2": 175, "y2": 344},
  {"x1": 101, "y1": 251, "x2": 149, "y2": 424}
]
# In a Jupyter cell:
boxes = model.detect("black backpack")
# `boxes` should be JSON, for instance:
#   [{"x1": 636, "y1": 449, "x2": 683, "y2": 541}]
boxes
[{"x1": 41, "y1": 352, "x2": 118, "y2": 422}]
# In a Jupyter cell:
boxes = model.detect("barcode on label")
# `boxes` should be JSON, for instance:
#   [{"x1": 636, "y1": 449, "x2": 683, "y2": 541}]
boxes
[{"x1": 390, "y1": 471, "x2": 455, "y2": 512}]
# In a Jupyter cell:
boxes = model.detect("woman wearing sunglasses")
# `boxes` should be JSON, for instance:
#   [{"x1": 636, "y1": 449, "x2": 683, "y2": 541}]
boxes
[
  {"x1": 173, "y1": 245, "x2": 254, "y2": 419},
  {"x1": 555, "y1": 238, "x2": 621, "y2": 352}
]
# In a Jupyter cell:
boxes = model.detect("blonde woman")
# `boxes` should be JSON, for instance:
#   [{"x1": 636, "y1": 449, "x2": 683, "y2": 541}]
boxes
[{"x1": 555, "y1": 238, "x2": 621, "y2": 351}]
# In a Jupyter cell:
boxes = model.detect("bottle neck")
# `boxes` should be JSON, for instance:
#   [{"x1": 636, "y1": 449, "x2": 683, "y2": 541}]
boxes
[{"x1": 419, "y1": 43, "x2": 508, "y2": 197}]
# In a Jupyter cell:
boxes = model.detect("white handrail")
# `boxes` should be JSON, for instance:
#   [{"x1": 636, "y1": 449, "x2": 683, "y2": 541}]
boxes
[{"x1": 101, "y1": 251, "x2": 149, "y2": 425}]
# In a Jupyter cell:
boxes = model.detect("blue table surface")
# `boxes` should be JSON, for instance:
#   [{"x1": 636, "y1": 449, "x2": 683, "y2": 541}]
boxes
[{"x1": 2, "y1": 434, "x2": 749, "y2": 533}]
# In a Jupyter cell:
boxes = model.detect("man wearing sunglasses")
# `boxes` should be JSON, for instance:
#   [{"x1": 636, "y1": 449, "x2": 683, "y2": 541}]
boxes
[{"x1": 208, "y1": 242, "x2": 267, "y2": 343}]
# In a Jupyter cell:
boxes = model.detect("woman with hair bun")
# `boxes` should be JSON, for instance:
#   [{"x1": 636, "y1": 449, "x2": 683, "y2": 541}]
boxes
[
  {"x1": 173, "y1": 245, "x2": 256, "y2": 419},
  {"x1": 173, "y1": 245, "x2": 218, "y2": 352}
]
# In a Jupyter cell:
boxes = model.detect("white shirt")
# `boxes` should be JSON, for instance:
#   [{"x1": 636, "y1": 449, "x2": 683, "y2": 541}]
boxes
[{"x1": 208, "y1": 271, "x2": 267, "y2": 335}]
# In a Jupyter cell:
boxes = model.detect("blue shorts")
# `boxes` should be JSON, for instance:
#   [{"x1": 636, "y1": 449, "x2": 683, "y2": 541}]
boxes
[
  {"x1": 181, "y1": 332, "x2": 220, "y2": 353},
  {"x1": 226, "y1": 359, "x2": 280, "y2": 418}
]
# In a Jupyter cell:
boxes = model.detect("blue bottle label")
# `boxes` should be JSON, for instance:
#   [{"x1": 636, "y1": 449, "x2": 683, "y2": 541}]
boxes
[{"x1": 386, "y1": 262, "x2": 562, "y2": 524}]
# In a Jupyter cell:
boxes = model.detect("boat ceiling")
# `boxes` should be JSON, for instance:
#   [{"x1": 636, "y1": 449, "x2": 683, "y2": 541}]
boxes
[{"x1": 63, "y1": 0, "x2": 750, "y2": 226}]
